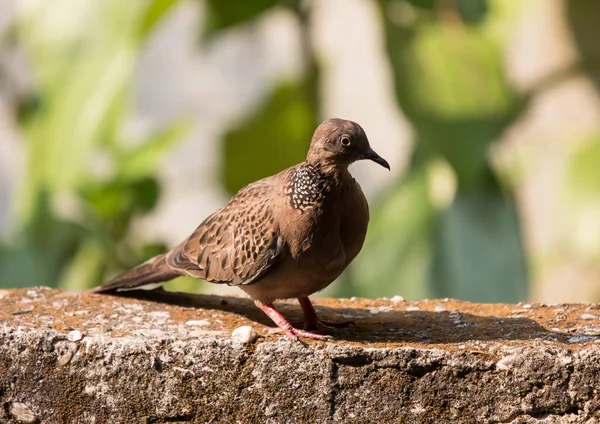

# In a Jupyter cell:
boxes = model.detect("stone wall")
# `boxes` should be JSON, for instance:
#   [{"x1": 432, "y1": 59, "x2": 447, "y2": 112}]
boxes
[{"x1": 1, "y1": 287, "x2": 599, "y2": 423}]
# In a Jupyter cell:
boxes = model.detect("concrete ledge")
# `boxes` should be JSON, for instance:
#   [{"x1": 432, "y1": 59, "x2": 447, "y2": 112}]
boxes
[{"x1": 1, "y1": 287, "x2": 600, "y2": 423}]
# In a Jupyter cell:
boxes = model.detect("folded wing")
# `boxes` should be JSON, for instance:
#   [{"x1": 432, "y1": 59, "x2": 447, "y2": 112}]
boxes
[{"x1": 166, "y1": 181, "x2": 286, "y2": 285}]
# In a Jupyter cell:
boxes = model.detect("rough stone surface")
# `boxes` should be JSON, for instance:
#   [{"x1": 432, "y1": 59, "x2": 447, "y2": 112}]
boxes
[{"x1": 1, "y1": 288, "x2": 600, "y2": 423}]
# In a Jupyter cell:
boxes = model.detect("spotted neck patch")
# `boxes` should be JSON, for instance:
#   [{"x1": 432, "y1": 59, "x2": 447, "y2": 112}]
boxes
[{"x1": 285, "y1": 164, "x2": 332, "y2": 211}]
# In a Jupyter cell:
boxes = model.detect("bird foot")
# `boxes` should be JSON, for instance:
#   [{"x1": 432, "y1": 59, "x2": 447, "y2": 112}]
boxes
[
  {"x1": 268, "y1": 326, "x2": 334, "y2": 341},
  {"x1": 256, "y1": 301, "x2": 334, "y2": 341},
  {"x1": 298, "y1": 297, "x2": 355, "y2": 331}
]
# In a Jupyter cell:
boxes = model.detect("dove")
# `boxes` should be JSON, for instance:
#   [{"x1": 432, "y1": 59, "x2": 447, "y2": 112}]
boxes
[{"x1": 94, "y1": 118, "x2": 390, "y2": 340}]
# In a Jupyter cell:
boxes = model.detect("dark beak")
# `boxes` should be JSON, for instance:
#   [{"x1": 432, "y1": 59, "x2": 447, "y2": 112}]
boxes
[{"x1": 365, "y1": 148, "x2": 390, "y2": 170}]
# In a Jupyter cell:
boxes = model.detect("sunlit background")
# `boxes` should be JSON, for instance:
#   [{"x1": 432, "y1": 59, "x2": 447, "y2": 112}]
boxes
[{"x1": 1, "y1": 0, "x2": 600, "y2": 304}]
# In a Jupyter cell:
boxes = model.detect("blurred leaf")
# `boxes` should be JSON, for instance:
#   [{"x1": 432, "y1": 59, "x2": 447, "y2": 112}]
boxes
[
  {"x1": 223, "y1": 82, "x2": 317, "y2": 193},
  {"x1": 83, "y1": 182, "x2": 132, "y2": 220},
  {"x1": 15, "y1": 93, "x2": 41, "y2": 125},
  {"x1": 406, "y1": 0, "x2": 435, "y2": 10},
  {"x1": 419, "y1": 119, "x2": 504, "y2": 192},
  {"x1": 140, "y1": 242, "x2": 169, "y2": 260},
  {"x1": 0, "y1": 191, "x2": 85, "y2": 288},
  {"x1": 567, "y1": 135, "x2": 600, "y2": 196},
  {"x1": 59, "y1": 239, "x2": 104, "y2": 291},
  {"x1": 117, "y1": 120, "x2": 191, "y2": 181},
  {"x1": 409, "y1": 25, "x2": 512, "y2": 119},
  {"x1": 562, "y1": 135, "x2": 600, "y2": 263},
  {"x1": 340, "y1": 158, "x2": 435, "y2": 300},
  {"x1": 163, "y1": 276, "x2": 202, "y2": 294},
  {"x1": 566, "y1": 0, "x2": 600, "y2": 91},
  {"x1": 18, "y1": 1, "x2": 139, "y2": 221},
  {"x1": 17, "y1": 0, "x2": 183, "y2": 221},
  {"x1": 141, "y1": 0, "x2": 180, "y2": 37},
  {"x1": 381, "y1": 1, "x2": 528, "y2": 301},
  {"x1": 82, "y1": 177, "x2": 159, "y2": 219},
  {"x1": 457, "y1": 0, "x2": 488, "y2": 24},
  {"x1": 2, "y1": 0, "x2": 186, "y2": 290},
  {"x1": 131, "y1": 178, "x2": 161, "y2": 212},
  {"x1": 384, "y1": 12, "x2": 517, "y2": 191},
  {"x1": 429, "y1": 190, "x2": 528, "y2": 302},
  {"x1": 205, "y1": 0, "x2": 279, "y2": 34}
]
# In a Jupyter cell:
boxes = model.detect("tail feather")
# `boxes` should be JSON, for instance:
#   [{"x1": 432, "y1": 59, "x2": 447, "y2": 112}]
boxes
[{"x1": 93, "y1": 253, "x2": 181, "y2": 293}]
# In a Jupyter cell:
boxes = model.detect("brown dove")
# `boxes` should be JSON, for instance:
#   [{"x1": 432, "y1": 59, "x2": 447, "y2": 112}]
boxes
[{"x1": 93, "y1": 118, "x2": 390, "y2": 340}]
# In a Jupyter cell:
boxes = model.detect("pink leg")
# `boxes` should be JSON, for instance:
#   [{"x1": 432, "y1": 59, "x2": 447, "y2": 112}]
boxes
[
  {"x1": 255, "y1": 301, "x2": 332, "y2": 341},
  {"x1": 298, "y1": 297, "x2": 354, "y2": 330}
]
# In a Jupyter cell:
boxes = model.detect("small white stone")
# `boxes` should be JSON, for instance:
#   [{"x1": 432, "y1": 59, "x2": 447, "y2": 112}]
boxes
[
  {"x1": 496, "y1": 354, "x2": 518, "y2": 371},
  {"x1": 140, "y1": 329, "x2": 166, "y2": 338},
  {"x1": 10, "y1": 402, "x2": 36, "y2": 423},
  {"x1": 522, "y1": 304, "x2": 532, "y2": 309},
  {"x1": 349, "y1": 297, "x2": 359, "y2": 302},
  {"x1": 149, "y1": 311, "x2": 171, "y2": 320},
  {"x1": 434, "y1": 305, "x2": 446, "y2": 312},
  {"x1": 185, "y1": 320, "x2": 211, "y2": 328},
  {"x1": 410, "y1": 404, "x2": 426, "y2": 414},
  {"x1": 232, "y1": 326, "x2": 258, "y2": 344},
  {"x1": 580, "y1": 314, "x2": 599, "y2": 321},
  {"x1": 405, "y1": 306, "x2": 420, "y2": 312},
  {"x1": 369, "y1": 309, "x2": 381, "y2": 315},
  {"x1": 57, "y1": 350, "x2": 74, "y2": 367},
  {"x1": 67, "y1": 330, "x2": 83, "y2": 342},
  {"x1": 26, "y1": 289, "x2": 41, "y2": 298},
  {"x1": 376, "y1": 306, "x2": 393, "y2": 313},
  {"x1": 390, "y1": 295, "x2": 404, "y2": 303}
]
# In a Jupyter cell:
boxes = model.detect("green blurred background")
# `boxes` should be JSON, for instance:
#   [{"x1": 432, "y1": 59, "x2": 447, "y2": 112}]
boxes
[{"x1": 1, "y1": 0, "x2": 600, "y2": 304}]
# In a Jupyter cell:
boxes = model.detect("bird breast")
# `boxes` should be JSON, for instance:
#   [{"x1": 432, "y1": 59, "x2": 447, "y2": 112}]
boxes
[
  {"x1": 243, "y1": 171, "x2": 369, "y2": 302},
  {"x1": 279, "y1": 168, "x2": 367, "y2": 277}
]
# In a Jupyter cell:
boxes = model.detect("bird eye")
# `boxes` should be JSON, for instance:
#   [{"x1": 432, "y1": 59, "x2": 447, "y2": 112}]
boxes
[{"x1": 339, "y1": 136, "x2": 351, "y2": 147}]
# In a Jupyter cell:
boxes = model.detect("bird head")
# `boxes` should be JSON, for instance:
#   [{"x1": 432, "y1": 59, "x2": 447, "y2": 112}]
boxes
[{"x1": 306, "y1": 118, "x2": 390, "y2": 171}]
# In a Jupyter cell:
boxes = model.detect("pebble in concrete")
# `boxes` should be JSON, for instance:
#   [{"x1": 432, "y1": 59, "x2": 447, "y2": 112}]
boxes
[
  {"x1": 10, "y1": 402, "x2": 36, "y2": 424},
  {"x1": 231, "y1": 326, "x2": 258, "y2": 344},
  {"x1": 185, "y1": 320, "x2": 211, "y2": 328},
  {"x1": 67, "y1": 330, "x2": 83, "y2": 342}
]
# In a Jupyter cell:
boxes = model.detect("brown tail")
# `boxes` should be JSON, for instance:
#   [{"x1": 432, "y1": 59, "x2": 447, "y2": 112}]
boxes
[{"x1": 93, "y1": 253, "x2": 181, "y2": 293}]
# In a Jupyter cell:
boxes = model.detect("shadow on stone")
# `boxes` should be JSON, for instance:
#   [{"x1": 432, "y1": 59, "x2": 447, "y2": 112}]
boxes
[{"x1": 112, "y1": 289, "x2": 566, "y2": 345}]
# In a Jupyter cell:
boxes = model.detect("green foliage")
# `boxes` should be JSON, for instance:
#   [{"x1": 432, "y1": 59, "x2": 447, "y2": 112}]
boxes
[
  {"x1": 376, "y1": 0, "x2": 528, "y2": 302},
  {"x1": 205, "y1": 0, "x2": 280, "y2": 34},
  {"x1": 567, "y1": 135, "x2": 600, "y2": 197},
  {"x1": 457, "y1": 0, "x2": 488, "y2": 24},
  {"x1": 142, "y1": 0, "x2": 182, "y2": 35},
  {"x1": 430, "y1": 190, "x2": 528, "y2": 302},
  {"x1": 0, "y1": 191, "x2": 85, "y2": 288},
  {"x1": 224, "y1": 82, "x2": 317, "y2": 193},
  {"x1": 0, "y1": 0, "x2": 185, "y2": 290},
  {"x1": 7, "y1": 0, "x2": 600, "y2": 302},
  {"x1": 561, "y1": 134, "x2": 600, "y2": 267},
  {"x1": 343, "y1": 154, "x2": 435, "y2": 300}
]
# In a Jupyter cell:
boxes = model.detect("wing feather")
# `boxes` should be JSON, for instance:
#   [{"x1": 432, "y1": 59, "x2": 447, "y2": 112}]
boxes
[{"x1": 166, "y1": 181, "x2": 285, "y2": 285}]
